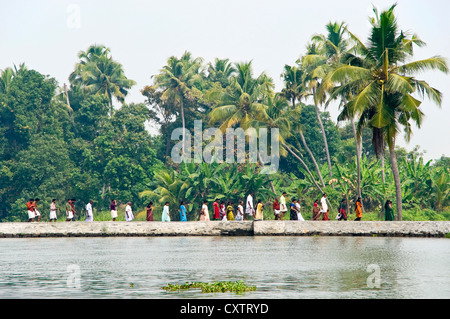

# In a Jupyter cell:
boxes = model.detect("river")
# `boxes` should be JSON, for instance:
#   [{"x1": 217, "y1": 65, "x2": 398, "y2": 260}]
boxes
[{"x1": 0, "y1": 236, "x2": 448, "y2": 298}]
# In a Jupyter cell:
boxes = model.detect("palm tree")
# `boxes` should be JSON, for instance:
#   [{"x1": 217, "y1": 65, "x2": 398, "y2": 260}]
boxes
[
  {"x1": 153, "y1": 51, "x2": 204, "y2": 159},
  {"x1": 206, "y1": 58, "x2": 237, "y2": 88},
  {"x1": 326, "y1": 4, "x2": 448, "y2": 220},
  {"x1": 301, "y1": 43, "x2": 334, "y2": 178},
  {"x1": 69, "y1": 44, "x2": 136, "y2": 116},
  {"x1": 208, "y1": 61, "x2": 274, "y2": 131},
  {"x1": 0, "y1": 67, "x2": 14, "y2": 94},
  {"x1": 316, "y1": 21, "x2": 366, "y2": 201}
]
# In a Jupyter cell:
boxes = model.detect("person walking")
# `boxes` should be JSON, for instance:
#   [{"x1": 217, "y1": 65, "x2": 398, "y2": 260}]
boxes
[
  {"x1": 146, "y1": 202, "x2": 154, "y2": 221},
  {"x1": 236, "y1": 200, "x2": 244, "y2": 221},
  {"x1": 66, "y1": 199, "x2": 74, "y2": 222},
  {"x1": 226, "y1": 202, "x2": 235, "y2": 221},
  {"x1": 312, "y1": 199, "x2": 321, "y2": 221},
  {"x1": 320, "y1": 193, "x2": 329, "y2": 221},
  {"x1": 220, "y1": 201, "x2": 227, "y2": 221},
  {"x1": 273, "y1": 197, "x2": 281, "y2": 220},
  {"x1": 290, "y1": 198, "x2": 298, "y2": 220},
  {"x1": 279, "y1": 192, "x2": 288, "y2": 220},
  {"x1": 254, "y1": 200, "x2": 264, "y2": 221},
  {"x1": 110, "y1": 199, "x2": 118, "y2": 221},
  {"x1": 337, "y1": 198, "x2": 348, "y2": 221},
  {"x1": 26, "y1": 199, "x2": 35, "y2": 222},
  {"x1": 200, "y1": 200, "x2": 210, "y2": 221},
  {"x1": 70, "y1": 199, "x2": 77, "y2": 221},
  {"x1": 85, "y1": 200, "x2": 94, "y2": 222},
  {"x1": 385, "y1": 200, "x2": 395, "y2": 221},
  {"x1": 162, "y1": 202, "x2": 171, "y2": 222},
  {"x1": 179, "y1": 201, "x2": 187, "y2": 222},
  {"x1": 354, "y1": 197, "x2": 363, "y2": 221},
  {"x1": 125, "y1": 202, "x2": 134, "y2": 222},
  {"x1": 213, "y1": 199, "x2": 220, "y2": 221},
  {"x1": 296, "y1": 198, "x2": 305, "y2": 221},
  {"x1": 34, "y1": 198, "x2": 41, "y2": 222},
  {"x1": 244, "y1": 192, "x2": 255, "y2": 220},
  {"x1": 49, "y1": 199, "x2": 58, "y2": 222}
]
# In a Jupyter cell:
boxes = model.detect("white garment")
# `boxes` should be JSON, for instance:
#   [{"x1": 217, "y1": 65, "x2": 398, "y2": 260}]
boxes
[
  {"x1": 296, "y1": 202, "x2": 305, "y2": 221},
  {"x1": 86, "y1": 203, "x2": 93, "y2": 217},
  {"x1": 201, "y1": 204, "x2": 210, "y2": 221},
  {"x1": 49, "y1": 210, "x2": 57, "y2": 220},
  {"x1": 279, "y1": 196, "x2": 287, "y2": 212},
  {"x1": 67, "y1": 210, "x2": 74, "y2": 219},
  {"x1": 162, "y1": 205, "x2": 170, "y2": 222},
  {"x1": 245, "y1": 194, "x2": 254, "y2": 215},
  {"x1": 28, "y1": 210, "x2": 35, "y2": 219},
  {"x1": 236, "y1": 205, "x2": 244, "y2": 220},
  {"x1": 320, "y1": 196, "x2": 328, "y2": 213},
  {"x1": 111, "y1": 210, "x2": 118, "y2": 219},
  {"x1": 125, "y1": 205, "x2": 134, "y2": 221}
]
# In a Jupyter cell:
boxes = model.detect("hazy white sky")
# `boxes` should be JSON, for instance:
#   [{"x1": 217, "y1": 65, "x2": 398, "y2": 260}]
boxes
[{"x1": 1, "y1": 0, "x2": 449, "y2": 161}]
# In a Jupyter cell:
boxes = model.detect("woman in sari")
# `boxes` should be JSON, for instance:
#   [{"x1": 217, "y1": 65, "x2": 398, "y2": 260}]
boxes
[
  {"x1": 338, "y1": 198, "x2": 348, "y2": 221},
  {"x1": 226, "y1": 202, "x2": 235, "y2": 221},
  {"x1": 354, "y1": 197, "x2": 363, "y2": 221},
  {"x1": 179, "y1": 201, "x2": 187, "y2": 222},
  {"x1": 146, "y1": 202, "x2": 154, "y2": 221},
  {"x1": 235, "y1": 201, "x2": 244, "y2": 221},
  {"x1": 220, "y1": 201, "x2": 226, "y2": 221},
  {"x1": 385, "y1": 200, "x2": 395, "y2": 221},
  {"x1": 200, "y1": 200, "x2": 210, "y2": 221},
  {"x1": 162, "y1": 202, "x2": 170, "y2": 222},
  {"x1": 312, "y1": 199, "x2": 321, "y2": 221}
]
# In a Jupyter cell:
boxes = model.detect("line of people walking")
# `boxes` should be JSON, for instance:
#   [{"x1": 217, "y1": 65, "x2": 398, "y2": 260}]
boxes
[{"x1": 25, "y1": 192, "x2": 395, "y2": 222}]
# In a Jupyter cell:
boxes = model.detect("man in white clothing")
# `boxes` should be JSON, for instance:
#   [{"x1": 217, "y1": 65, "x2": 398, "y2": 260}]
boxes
[
  {"x1": 279, "y1": 192, "x2": 288, "y2": 219},
  {"x1": 320, "y1": 193, "x2": 329, "y2": 220},
  {"x1": 244, "y1": 192, "x2": 255, "y2": 220},
  {"x1": 85, "y1": 200, "x2": 94, "y2": 222}
]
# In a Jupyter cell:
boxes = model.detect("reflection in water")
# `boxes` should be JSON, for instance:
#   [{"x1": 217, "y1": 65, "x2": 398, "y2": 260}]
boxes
[{"x1": 0, "y1": 236, "x2": 449, "y2": 298}]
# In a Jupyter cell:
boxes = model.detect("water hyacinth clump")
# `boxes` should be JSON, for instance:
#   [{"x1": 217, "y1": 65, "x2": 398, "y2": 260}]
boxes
[{"x1": 161, "y1": 281, "x2": 257, "y2": 294}]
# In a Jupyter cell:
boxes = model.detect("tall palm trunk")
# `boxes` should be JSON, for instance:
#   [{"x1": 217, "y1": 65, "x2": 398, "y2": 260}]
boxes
[
  {"x1": 381, "y1": 154, "x2": 386, "y2": 184},
  {"x1": 299, "y1": 130, "x2": 325, "y2": 187},
  {"x1": 63, "y1": 84, "x2": 78, "y2": 134},
  {"x1": 388, "y1": 142, "x2": 402, "y2": 221},
  {"x1": 179, "y1": 90, "x2": 187, "y2": 160},
  {"x1": 282, "y1": 142, "x2": 324, "y2": 194},
  {"x1": 292, "y1": 96, "x2": 325, "y2": 187},
  {"x1": 351, "y1": 118, "x2": 362, "y2": 200},
  {"x1": 313, "y1": 88, "x2": 332, "y2": 178},
  {"x1": 257, "y1": 153, "x2": 277, "y2": 195}
]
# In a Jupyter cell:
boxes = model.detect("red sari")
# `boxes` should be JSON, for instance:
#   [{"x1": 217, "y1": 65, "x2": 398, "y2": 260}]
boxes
[
  {"x1": 312, "y1": 203, "x2": 321, "y2": 221},
  {"x1": 146, "y1": 206, "x2": 154, "y2": 221}
]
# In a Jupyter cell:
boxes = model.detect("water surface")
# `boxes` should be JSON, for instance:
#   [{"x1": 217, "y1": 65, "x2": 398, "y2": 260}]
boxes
[{"x1": 0, "y1": 236, "x2": 448, "y2": 298}]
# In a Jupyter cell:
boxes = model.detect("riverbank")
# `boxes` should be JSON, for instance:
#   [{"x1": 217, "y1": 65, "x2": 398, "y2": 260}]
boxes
[{"x1": 0, "y1": 221, "x2": 449, "y2": 238}]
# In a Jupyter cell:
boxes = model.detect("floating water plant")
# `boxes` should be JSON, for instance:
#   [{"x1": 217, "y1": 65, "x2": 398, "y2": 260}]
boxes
[{"x1": 161, "y1": 281, "x2": 256, "y2": 294}]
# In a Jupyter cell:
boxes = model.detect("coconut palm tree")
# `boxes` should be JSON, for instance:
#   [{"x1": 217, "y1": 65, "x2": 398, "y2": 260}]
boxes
[
  {"x1": 152, "y1": 51, "x2": 204, "y2": 159},
  {"x1": 325, "y1": 4, "x2": 448, "y2": 220},
  {"x1": 69, "y1": 44, "x2": 136, "y2": 116},
  {"x1": 300, "y1": 43, "x2": 334, "y2": 178},
  {"x1": 206, "y1": 58, "x2": 237, "y2": 88},
  {"x1": 208, "y1": 61, "x2": 274, "y2": 131}
]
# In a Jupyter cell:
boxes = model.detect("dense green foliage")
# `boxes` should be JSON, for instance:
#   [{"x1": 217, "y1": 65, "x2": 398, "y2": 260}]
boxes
[{"x1": 0, "y1": 4, "x2": 448, "y2": 222}]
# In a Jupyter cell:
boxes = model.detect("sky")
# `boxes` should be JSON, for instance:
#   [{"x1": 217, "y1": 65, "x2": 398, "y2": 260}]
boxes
[{"x1": 1, "y1": 0, "x2": 449, "y2": 161}]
